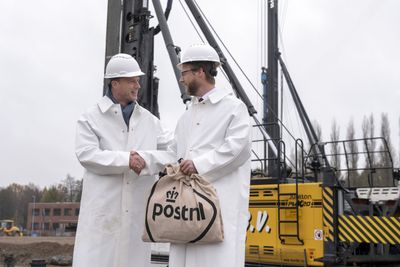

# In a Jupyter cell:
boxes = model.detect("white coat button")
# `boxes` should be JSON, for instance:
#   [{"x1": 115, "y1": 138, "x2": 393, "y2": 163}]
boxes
[
  {"x1": 122, "y1": 130, "x2": 125, "y2": 133},
  {"x1": 114, "y1": 111, "x2": 117, "y2": 114},
  {"x1": 196, "y1": 122, "x2": 200, "y2": 125}
]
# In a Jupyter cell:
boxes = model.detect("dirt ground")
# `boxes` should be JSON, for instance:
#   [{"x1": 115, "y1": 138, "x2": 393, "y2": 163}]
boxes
[{"x1": 0, "y1": 236, "x2": 74, "y2": 266}]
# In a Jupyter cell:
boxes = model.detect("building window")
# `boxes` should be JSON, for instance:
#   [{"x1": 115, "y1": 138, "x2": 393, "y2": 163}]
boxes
[
  {"x1": 64, "y1": 208, "x2": 72, "y2": 216},
  {"x1": 65, "y1": 223, "x2": 77, "y2": 232},
  {"x1": 44, "y1": 208, "x2": 51, "y2": 216},
  {"x1": 33, "y1": 208, "x2": 40, "y2": 216},
  {"x1": 53, "y1": 208, "x2": 61, "y2": 216},
  {"x1": 52, "y1": 223, "x2": 60, "y2": 230},
  {"x1": 33, "y1": 222, "x2": 40, "y2": 230},
  {"x1": 75, "y1": 208, "x2": 80, "y2": 216},
  {"x1": 43, "y1": 222, "x2": 50, "y2": 230}
]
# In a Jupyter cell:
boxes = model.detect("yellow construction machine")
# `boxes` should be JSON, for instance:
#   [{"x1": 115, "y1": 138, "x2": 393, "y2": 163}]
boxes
[
  {"x1": 246, "y1": 137, "x2": 400, "y2": 267},
  {"x1": 0, "y1": 219, "x2": 23, "y2": 236}
]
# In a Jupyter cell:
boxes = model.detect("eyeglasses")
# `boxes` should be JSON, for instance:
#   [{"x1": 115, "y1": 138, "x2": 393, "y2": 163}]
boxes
[{"x1": 180, "y1": 69, "x2": 197, "y2": 76}]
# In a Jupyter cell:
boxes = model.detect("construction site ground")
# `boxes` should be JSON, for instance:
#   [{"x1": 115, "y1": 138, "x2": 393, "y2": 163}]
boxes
[
  {"x1": 0, "y1": 236, "x2": 168, "y2": 266},
  {"x1": 0, "y1": 236, "x2": 74, "y2": 266}
]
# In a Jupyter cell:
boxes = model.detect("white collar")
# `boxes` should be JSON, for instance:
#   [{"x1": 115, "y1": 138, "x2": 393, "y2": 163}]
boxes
[{"x1": 199, "y1": 87, "x2": 217, "y2": 102}]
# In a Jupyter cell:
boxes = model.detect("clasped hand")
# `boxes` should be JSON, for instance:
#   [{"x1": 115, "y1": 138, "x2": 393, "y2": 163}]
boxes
[
  {"x1": 180, "y1": 159, "x2": 198, "y2": 176},
  {"x1": 129, "y1": 151, "x2": 146, "y2": 175}
]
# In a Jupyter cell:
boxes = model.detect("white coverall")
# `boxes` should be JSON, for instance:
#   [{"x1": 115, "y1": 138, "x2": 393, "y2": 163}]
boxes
[
  {"x1": 168, "y1": 88, "x2": 251, "y2": 267},
  {"x1": 73, "y1": 96, "x2": 173, "y2": 267}
]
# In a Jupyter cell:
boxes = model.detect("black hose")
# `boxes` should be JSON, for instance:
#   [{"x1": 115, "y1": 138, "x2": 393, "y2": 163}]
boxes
[{"x1": 154, "y1": 0, "x2": 173, "y2": 35}]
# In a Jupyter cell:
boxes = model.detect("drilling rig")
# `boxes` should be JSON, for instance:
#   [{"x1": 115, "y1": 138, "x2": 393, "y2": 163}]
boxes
[{"x1": 104, "y1": 1, "x2": 400, "y2": 266}]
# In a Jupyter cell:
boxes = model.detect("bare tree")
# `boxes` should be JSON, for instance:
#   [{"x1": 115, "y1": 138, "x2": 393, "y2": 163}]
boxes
[
  {"x1": 378, "y1": 113, "x2": 395, "y2": 186},
  {"x1": 41, "y1": 175, "x2": 83, "y2": 203},
  {"x1": 62, "y1": 174, "x2": 82, "y2": 202},
  {"x1": 330, "y1": 119, "x2": 341, "y2": 174},
  {"x1": 368, "y1": 114, "x2": 376, "y2": 166},
  {"x1": 380, "y1": 113, "x2": 394, "y2": 161},
  {"x1": 62, "y1": 174, "x2": 74, "y2": 202},
  {"x1": 361, "y1": 114, "x2": 376, "y2": 168},
  {"x1": 313, "y1": 120, "x2": 322, "y2": 142},
  {"x1": 346, "y1": 118, "x2": 359, "y2": 186}
]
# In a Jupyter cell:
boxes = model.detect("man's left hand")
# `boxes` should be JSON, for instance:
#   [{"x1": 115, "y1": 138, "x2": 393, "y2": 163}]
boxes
[{"x1": 180, "y1": 159, "x2": 198, "y2": 176}]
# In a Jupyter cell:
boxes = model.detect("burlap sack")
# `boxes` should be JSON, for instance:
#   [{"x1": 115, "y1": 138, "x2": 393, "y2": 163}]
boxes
[{"x1": 142, "y1": 164, "x2": 224, "y2": 244}]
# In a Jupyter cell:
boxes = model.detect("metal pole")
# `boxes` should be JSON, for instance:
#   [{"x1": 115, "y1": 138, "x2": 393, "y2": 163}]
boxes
[
  {"x1": 261, "y1": 67, "x2": 268, "y2": 129},
  {"x1": 279, "y1": 56, "x2": 316, "y2": 146},
  {"x1": 266, "y1": 0, "x2": 280, "y2": 176},
  {"x1": 184, "y1": 0, "x2": 277, "y2": 159},
  {"x1": 184, "y1": 0, "x2": 257, "y2": 116},
  {"x1": 278, "y1": 55, "x2": 330, "y2": 168},
  {"x1": 121, "y1": 0, "x2": 160, "y2": 116},
  {"x1": 152, "y1": 0, "x2": 191, "y2": 105},
  {"x1": 31, "y1": 196, "x2": 36, "y2": 236},
  {"x1": 103, "y1": 0, "x2": 123, "y2": 95}
]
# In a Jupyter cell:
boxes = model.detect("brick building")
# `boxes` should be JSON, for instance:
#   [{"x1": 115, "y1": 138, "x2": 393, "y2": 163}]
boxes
[{"x1": 27, "y1": 202, "x2": 80, "y2": 236}]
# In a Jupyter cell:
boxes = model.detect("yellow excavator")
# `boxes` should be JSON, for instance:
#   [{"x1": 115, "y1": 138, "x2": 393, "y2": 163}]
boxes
[{"x1": 0, "y1": 220, "x2": 23, "y2": 236}]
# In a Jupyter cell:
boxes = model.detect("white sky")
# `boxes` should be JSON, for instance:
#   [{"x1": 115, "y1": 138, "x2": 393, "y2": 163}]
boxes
[{"x1": 0, "y1": 0, "x2": 399, "y2": 187}]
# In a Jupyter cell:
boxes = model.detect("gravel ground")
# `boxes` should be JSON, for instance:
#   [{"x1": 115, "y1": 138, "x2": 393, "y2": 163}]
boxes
[
  {"x1": 0, "y1": 236, "x2": 74, "y2": 266},
  {"x1": 0, "y1": 236, "x2": 167, "y2": 266}
]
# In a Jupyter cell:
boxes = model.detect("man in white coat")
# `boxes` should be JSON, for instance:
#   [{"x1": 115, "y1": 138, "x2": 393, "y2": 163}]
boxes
[
  {"x1": 168, "y1": 44, "x2": 252, "y2": 267},
  {"x1": 73, "y1": 53, "x2": 172, "y2": 267}
]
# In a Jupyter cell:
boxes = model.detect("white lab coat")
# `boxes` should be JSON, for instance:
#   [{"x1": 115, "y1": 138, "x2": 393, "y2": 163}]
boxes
[
  {"x1": 73, "y1": 96, "x2": 173, "y2": 267},
  {"x1": 168, "y1": 88, "x2": 251, "y2": 267}
]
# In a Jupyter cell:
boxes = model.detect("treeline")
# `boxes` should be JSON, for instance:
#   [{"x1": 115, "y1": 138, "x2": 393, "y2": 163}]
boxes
[
  {"x1": 314, "y1": 113, "x2": 398, "y2": 187},
  {"x1": 0, "y1": 175, "x2": 82, "y2": 229}
]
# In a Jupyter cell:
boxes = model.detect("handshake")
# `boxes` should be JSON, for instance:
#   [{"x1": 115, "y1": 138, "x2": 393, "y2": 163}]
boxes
[
  {"x1": 129, "y1": 152, "x2": 198, "y2": 176},
  {"x1": 129, "y1": 151, "x2": 146, "y2": 175}
]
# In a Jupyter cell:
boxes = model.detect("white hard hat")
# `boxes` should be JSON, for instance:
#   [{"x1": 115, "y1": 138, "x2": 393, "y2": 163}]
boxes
[
  {"x1": 178, "y1": 43, "x2": 221, "y2": 68},
  {"x1": 105, "y1": 53, "x2": 145, "y2": 79}
]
